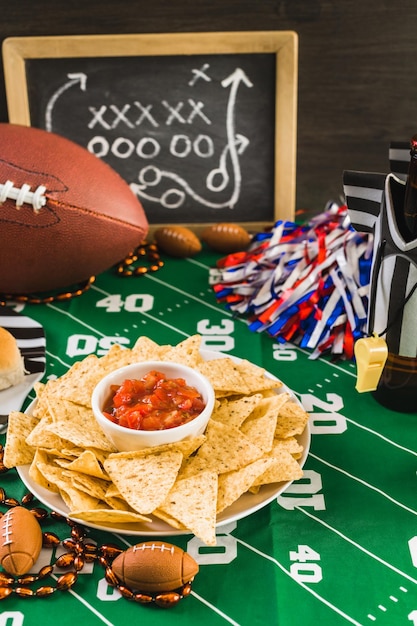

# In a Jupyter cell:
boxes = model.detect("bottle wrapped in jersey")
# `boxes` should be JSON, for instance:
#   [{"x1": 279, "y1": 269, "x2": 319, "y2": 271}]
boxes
[{"x1": 344, "y1": 137, "x2": 417, "y2": 413}]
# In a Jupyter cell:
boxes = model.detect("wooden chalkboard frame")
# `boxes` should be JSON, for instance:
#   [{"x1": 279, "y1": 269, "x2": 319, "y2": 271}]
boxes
[{"x1": 2, "y1": 31, "x2": 298, "y2": 232}]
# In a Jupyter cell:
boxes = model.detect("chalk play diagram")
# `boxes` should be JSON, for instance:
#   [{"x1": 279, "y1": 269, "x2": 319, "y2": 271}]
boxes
[{"x1": 42, "y1": 61, "x2": 262, "y2": 215}]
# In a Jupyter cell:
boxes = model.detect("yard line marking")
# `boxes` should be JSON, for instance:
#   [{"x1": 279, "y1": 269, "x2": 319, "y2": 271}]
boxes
[
  {"x1": 190, "y1": 590, "x2": 243, "y2": 625},
  {"x1": 46, "y1": 349, "x2": 72, "y2": 369},
  {"x1": 186, "y1": 257, "x2": 213, "y2": 270},
  {"x1": 46, "y1": 273, "x2": 357, "y2": 385},
  {"x1": 46, "y1": 287, "x2": 189, "y2": 339},
  {"x1": 62, "y1": 285, "x2": 189, "y2": 337},
  {"x1": 232, "y1": 535, "x2": 363, "y2": 625},
  {"x1": 50, "y1": 574, "x2": 116, "y2": 626},
  {"x1": 344, "y1": 417, "x2": 417, "y2": 457},
  {"x1": 310, "y1": 452, "x2": 417, "y2": 516},
  {"x1": 144, "y1": 272, "x2": 242, "y2": 318},
  {"x1": 46, "y1": 303, "x2": 107, "y2": 337},
  {"x1": 296, "y1": 507, "x2": 417, "y2": 585}
]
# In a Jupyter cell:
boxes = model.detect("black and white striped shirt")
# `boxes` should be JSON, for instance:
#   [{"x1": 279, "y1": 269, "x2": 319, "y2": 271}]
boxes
[{"x1": 344, "y1": 158, "x2": 417, "y2": 358}]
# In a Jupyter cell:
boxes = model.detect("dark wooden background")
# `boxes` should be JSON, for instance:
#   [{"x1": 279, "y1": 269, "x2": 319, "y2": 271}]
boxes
[{"x1": 1, "y1": 0, "x2": 416, "y2": 219}]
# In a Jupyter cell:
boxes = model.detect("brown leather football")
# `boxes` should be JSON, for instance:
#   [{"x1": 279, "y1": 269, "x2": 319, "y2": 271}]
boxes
[
  {"x1": 0, "y1": 506, "x2": 43, "y2": 576},
  {"x1": 0, "y1": 123, "x2": 149, "y2": 294},
  {"x1": 154, "y1": 226, "x2": 202, "y2": 258},
  {"x1": 201, "y1": 222, "x2": 251, "y2": 253},
  {"x1": 112, "y1": 541, "x2": 199, "y2": 593}
]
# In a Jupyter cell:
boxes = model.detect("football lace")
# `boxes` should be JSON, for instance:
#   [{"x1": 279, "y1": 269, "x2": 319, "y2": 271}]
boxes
[{"x1": 0, "y1": 181, "x2": 47, "y2": 211}]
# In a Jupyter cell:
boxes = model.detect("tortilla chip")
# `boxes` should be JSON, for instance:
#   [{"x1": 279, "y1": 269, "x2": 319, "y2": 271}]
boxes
[
  {"x1": 65, "y1": 471, "x2": 110, "y2": 501},
  {"x1": 197, "y1": 358, "x2": 250, "y2": 396},
  {"x1": 71, "y1": 508, "x2": 151, "y2": 524},
  {"x1": 108, "y1": 435, "x2": 206, "y2": 461},
  {"x1": 96, "y1": 342, "x2": 134, "y2": 371},
  {"x1": 238, "y1": 394, "x2": 290, "y2": 451},
  {"x1": 104, "y1": 482, "x2": 120, "y2": 498},
  {"x1": 161, "y1": 335, "x2": 203, "y2": 367},
  {"x1": 39, "y1": 449, "x2": 75, "y2": 463},
  {"x1": 26, "y1": 413, "x2": 65, "y2": 449},
  {"x1": 30, "y1": 456, "x2": 63, "y2": 493},
  {"x1": 256, "y1": 392, "x2": 292, "y2": 415},
  {"x1": 34, "y1": 460, "x2": 102, "y2": 510},
  {"x1": 104, "y1": 450, "x2": 183, "y2": 514},
  {"x1": 251, "y1": 446, "x2": 304, "y2": 488},
  {"x1": 56, "y1": 449, "x2": 109, "y2": 479},
  {"x1": 273, "y1": 436, "x2": 304, "y2": 458},
  {"x1": 212, "y1": 394, "x2": 264, "y2": 429},
  {"x1": 45, "y1": 398, "x2": 116, "y2": 452},
  {"x1": 131, "y1": 336, "x2": 164, "y2": 361},
  {"x1": 103, "y1": 495, "x2": 133, "y2": 511},
  {"x1": 48, "y1": 343, "x2": 139, "y2": 408},
  {"x1": 3, "y1": 411, "x2": 38, "y2": 468},
  {"x1": 152, "y1": 508, "x2": 188, "y2": 530},
  {"x1": 275, "y1": 400, "x2": 310, "y2": 438},
  {"x1": 159, "y1": 471, "x2": 218, "y2": 545},
  {"x1": 240, "y1": 407, "x2": 279, "y2": 453},
  {"x1": 182, "y1": 419, "x2": 262, "y2": 476},
  {"x1": 59, "y1": 485, "x2": 101, "y2": 512},
  {"x1": 235, "y1": 360, "x2": 282, "y2": 393},
  {"x1": 45, "y1": 354, "x2": 101, "y2": 407},
  {"x1": 32, "y1": 382, "x2": 49, "y2": 419},
  {"x1": 33, "y1": 381, "x2": 45, "y2": 398},
  {"x1": 217, "y1": 458, "x2": 275, "y2": 513}
]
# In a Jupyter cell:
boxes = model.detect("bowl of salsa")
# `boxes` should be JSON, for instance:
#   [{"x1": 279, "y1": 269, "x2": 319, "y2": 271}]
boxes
[{"x1": 91, "y1": 361, "x2": 215, "y2": 451}]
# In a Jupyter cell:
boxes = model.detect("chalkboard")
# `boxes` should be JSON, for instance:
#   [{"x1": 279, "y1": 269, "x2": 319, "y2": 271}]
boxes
[{"x1": 2, "y1": 32, "x2": 298, "y2": 232}]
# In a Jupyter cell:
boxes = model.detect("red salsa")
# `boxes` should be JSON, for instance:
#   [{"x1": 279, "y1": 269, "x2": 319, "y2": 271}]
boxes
[{"x1": 103, "y1": 370, "x2": 206, "y2": 431}]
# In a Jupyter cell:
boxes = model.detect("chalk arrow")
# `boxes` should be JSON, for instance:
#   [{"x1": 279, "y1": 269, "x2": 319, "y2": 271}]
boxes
[
  {"x1": 221, "y1": 68, "x2": 253, "y2": 91},
  {"x1": 45, "y1": 73, "x2": 87, "y2": 132},
  {"x1": 132, "y1": 68, "x2": 252, "y2": 210},
  {"x1": 221, "y1": 69, "x2": 253, "y2": 208},
  {"x1": 235, "y1": 134, "x2": 250, "y2": 155}
]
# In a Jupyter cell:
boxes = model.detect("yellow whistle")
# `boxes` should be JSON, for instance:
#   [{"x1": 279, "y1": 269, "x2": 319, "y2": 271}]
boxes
[{"x1": 354, "y1": 334, "x2": 388, "y2": 393}]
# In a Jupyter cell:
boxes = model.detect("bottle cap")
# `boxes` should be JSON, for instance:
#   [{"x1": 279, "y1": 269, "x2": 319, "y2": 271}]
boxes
[{"x1": 354, "y1": 334, "x2": 388, "y2": 392}]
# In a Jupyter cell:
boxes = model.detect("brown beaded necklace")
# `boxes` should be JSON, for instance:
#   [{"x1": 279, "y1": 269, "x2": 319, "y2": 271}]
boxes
[
  {"x1": 0, "y1": 445, "x2": 192, "y2": 608},
  {"x1": 115, "y1": 242, "x2": 164, "y2": 277}
]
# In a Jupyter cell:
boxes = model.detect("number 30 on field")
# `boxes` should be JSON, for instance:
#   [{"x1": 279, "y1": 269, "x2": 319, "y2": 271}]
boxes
[{"x1": 196, "y1": 319, "x2": 234, "y2": 352}]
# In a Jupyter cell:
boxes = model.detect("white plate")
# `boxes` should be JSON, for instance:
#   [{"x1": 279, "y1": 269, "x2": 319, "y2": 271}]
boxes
[
  {"x1": 17, "y1": 349, "x2": 310, "y2": 537},
  {"x1": 0, "y1": 307, "x2": 46, "y2": 433}
]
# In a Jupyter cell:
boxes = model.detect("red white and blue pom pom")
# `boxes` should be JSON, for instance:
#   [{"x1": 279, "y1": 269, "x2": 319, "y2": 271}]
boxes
[{"x1": 209, "y1": 202, "x2": 373, "y2": 360}]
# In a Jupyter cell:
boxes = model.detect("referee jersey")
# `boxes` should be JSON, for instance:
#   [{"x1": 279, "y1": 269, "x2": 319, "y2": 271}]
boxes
[{"x1": 343, "y1": 169, "x2": 417, "y2": 358}]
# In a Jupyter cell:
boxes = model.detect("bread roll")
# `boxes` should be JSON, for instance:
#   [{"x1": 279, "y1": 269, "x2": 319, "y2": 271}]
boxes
[{"x1": 0, "y1": 327, "x2": 26, "y2": 390}]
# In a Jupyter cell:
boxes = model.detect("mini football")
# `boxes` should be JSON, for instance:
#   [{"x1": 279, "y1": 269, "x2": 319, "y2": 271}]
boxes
[
  {"x1": 112, "y1": 541, "x2": 199, "y2": 593},
  {"x1": 153, "y1": 226, "x2": 202, "y2": 258},
  {"x1": 0, "y1": 507, "x2": 43, "y2": 576},
  {"x1": 0, "y1": 123, "x2": 149, "y2": 294},
  {"x1": 201, "y1": 222, "x2": 251, "y2": 253}
]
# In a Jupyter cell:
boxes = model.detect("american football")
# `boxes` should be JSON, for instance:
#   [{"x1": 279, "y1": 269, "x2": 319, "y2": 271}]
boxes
[
  {"x1": 111, "y1": 541, "x2": 199, "y2": 593},
  {"x1": 201, "y1": 222, "x2": 251, "y2": 253},
  {"x1": 0, "y1": 506, "x2": 43, "y2": 576},
  {"x1": 154, "y1": 226, "x2": 202, "y2": 258},
  {"x1": 0, "y1": 123, "x2": 148, "y2": 295}
]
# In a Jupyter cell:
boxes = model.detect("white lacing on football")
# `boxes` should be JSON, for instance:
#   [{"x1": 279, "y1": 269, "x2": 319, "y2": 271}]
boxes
[{"x1": 0, "y1": 180, "x2": 47, "y2": 211}]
